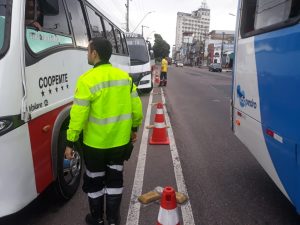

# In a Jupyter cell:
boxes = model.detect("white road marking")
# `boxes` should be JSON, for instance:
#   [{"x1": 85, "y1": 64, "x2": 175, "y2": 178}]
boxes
[
  {"x1": 126, "y1": 87, "x2": 195, "y2": 225},
  {"x1": 126, "y1": 89, "x2": 153, "y2": 225},
  {"x1": 161, "y1": 88, "x2": 196, "y2": 225}
]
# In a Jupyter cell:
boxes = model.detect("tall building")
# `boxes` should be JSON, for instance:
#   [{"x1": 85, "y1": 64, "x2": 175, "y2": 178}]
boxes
[{"x1": 175, "y1": 1, "x2": 210, "y2": 55}]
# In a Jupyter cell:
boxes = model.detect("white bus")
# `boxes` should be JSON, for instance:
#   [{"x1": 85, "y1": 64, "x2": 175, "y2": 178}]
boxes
[
  {"x1": 232, "y1": 0, "x2": 300, "y2": 213},
  {"x1": 0, "y1": 0, "x2": 130, "y2": 217},
  {"x1": 125, "y1": 33, "x2": 153, "y2": 94}
]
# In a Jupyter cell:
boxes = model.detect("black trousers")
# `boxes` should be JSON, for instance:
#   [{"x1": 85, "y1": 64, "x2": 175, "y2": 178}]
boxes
[
  {"x1": 82, "y1": 144, "x2": 126, "y2": 198},
  {"x1": 160, "y1": 71, "x2": 167, "y2": 81}
]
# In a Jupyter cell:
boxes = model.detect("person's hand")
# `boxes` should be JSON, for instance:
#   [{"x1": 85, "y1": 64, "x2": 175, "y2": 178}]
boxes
[
  {"x1": 131, "y1": 132, "x2": 137, "y2": 143},
  {"x1": 64, "y1": 146, "x2": 74, "y2": 160},
  {"x1": 32, "y1": 21, "x2": 42, "y2": 31}
]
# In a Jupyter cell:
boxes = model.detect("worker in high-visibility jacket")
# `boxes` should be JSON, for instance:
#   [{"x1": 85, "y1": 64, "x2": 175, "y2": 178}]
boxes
[
  {"x1": 159, "y1": 56, "x2": 168, "y2": 87},
  {"x1": 65, "y1": 38, "x2": 143, "y2": 225}
]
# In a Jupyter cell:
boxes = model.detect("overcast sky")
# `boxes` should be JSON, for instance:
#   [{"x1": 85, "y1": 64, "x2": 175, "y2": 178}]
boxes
[{"x1": 101, "y1": 0, "x2": 239, "y2": 46}]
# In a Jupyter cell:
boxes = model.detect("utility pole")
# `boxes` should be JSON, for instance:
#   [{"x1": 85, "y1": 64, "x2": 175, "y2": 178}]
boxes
[
  {"x1": 125, "y1": 0, "x2": 130, "y2": 32},
  {"x1": 221, "y1": 32, "x2": 225, "y2": 67},
  {"x1": 203, "y1": 31, "x2": 207, "y2": 66}
]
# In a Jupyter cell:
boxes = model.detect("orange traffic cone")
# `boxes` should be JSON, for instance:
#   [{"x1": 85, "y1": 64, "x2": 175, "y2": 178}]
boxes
[
  {"x1": 155, "y1": 74, "x2": 160, "y2": 84},
  {"x1": 149, "y1": 103, "x2": 169, "y2": 145},
  {"x1": 157, "y1": 186, "x2": 180, "y2": 225}
]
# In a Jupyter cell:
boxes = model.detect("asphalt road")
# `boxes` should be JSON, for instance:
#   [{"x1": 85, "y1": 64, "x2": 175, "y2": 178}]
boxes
[
  {"x1": 160, "y1": 66, "x2": 300, "y2": 224},
  {"x1": 1, "y1": 66, "x2": 300, "y2": 225}
]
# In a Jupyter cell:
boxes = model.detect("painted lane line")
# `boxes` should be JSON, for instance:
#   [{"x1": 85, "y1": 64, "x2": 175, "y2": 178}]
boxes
[
  {"x1": 161, "y1": 88, "x2": 196, "y2": 225},
  {"x1": 126, "y1": 89, "x2": 153, "y2": 225}
]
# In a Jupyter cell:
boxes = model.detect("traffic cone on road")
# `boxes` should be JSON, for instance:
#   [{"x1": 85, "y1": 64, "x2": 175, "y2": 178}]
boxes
[
  {"x1": 151, "y1": 65, "x2": 160, "y2": 85},
  {"x1": 155, "y1": 74, "x2": 160, "y2": 85},
  {"x1": 149, "y1": 103, "x2": 169, "y2": 145},
  {"x1": 157, "y1": 186, "x2": 180, "y2": 225}
]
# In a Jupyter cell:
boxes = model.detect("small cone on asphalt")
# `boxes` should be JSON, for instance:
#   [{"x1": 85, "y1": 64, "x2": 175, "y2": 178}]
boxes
[
  {"x1": 157, "y1": 186, "x2": 180, "y2": 225},
  {"x1": 149, "y1": 103, "x2": 169, "y2": 145}
]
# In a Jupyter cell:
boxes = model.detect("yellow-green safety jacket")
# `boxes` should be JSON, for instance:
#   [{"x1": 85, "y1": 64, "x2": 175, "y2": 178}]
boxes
[{"x1": 67, "y1": 62, "x2": 143, "y2": 149}]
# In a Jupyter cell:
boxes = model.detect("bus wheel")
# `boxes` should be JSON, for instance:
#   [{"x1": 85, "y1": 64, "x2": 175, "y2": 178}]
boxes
[{"x1": 55, "y1": 130, "x2": 82, "y2": 200}]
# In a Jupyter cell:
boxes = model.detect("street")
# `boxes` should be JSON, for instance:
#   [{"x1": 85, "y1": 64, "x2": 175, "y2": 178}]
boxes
[{"x1": 1, "y1": 66, "x2": 300, "y2": 225}]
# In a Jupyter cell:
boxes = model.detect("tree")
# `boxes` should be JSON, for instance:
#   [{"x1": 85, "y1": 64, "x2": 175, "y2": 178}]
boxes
[{"x1": 153, "y1": 34, "x2": 170, "y2": 60}]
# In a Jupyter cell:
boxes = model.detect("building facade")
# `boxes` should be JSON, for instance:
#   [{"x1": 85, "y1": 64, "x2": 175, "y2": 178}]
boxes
[
  {"x1": 207, "y1": 30, "x2": 234, "y2": 67},
  {"x1": 174, "y1": 1, "x2": 210, "y2": 61}
]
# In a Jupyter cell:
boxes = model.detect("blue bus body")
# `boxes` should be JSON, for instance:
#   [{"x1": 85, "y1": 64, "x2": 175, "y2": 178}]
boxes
[{"x1": 232, "y1": 0, "x2": 300, "y2": 213}]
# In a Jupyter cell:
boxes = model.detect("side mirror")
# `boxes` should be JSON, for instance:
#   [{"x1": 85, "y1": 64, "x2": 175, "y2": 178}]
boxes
[{"x1": 39, "y1": 0, "x2": 59, "y2": 15}]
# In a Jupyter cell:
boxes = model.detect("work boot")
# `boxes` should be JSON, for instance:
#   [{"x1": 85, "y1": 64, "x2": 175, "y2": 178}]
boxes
[
  {"x1": 106, "y1": 194, "x2": 122, "y2": 225},
  {"x1": 85, "y1": 196, "x2": 104, "y2": 225}
]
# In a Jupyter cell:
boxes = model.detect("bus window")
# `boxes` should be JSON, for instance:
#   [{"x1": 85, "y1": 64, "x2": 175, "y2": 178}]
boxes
[
  {"x1": 65, "y1": 0, "x2": 89, "y2": 48},
  {"x1": 86, "y1": 6, "x2": 105, "y2": 38},
  {"x1": 25, "y1": 0, "x2": 42, "y2": 30},
  {"x1": 42, "y1": 0, "x2": 70, "y2": 34},
  {"x1": 241, "y1": 0, "x2": 300, "y2": 37},
  {"x1": 102, "y1": 19, "x2": 118, "y2": 53},
  {"x1": 114, "y1": 28, "x2": 123, "y2": 54},
  {"x1": 25, "y1": 0, "x2": 73, "y2": 54},
  {"x1": 255, "y1": 0, "x2": 292, "y2": 30},
  {"x1": 0, "y1": 0, "x2": 7, "y2": 51},
  {"x1": 240, "y1": 0, "x2": 257, "y2": 36},
  {"x1": 126, "y1": 37, "x2": 149, "y2": 64},
  {"x1": 121, "y1": 33, "x2": 129, "y2": 55}
]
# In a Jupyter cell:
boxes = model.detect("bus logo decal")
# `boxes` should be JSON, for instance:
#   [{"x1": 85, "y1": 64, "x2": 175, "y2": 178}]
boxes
[{"x1": 237, "y1": 85, "x2": 257, "y2": 109}]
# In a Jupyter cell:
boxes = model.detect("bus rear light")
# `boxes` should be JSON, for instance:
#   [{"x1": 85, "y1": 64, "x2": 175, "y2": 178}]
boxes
[
  {"x1": 235, "y1": 120, "x2": 241, "y2": 126},
  {"x1": 237, "y1": 111, "x2": 242, "y2": 117},
  {"x1": 266, "y1": 129, "x2": 274, "y2": 137},
  {"x1": 266, "y1": 129, "x2": 283, "y2": 143}
]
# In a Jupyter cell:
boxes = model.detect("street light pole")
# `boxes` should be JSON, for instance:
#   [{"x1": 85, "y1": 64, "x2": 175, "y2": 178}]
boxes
[
  {"x1": 125, "y1": 0, "x2": 131, "y2": 32},
  {"x1": 132, "y1": 11, "x2": 154, "y2": 33},
  {"x1": 141, "y1": 25, "x2": 149, "y2": 37}
]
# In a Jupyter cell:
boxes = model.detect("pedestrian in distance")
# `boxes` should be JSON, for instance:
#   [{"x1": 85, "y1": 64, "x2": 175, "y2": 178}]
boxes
[
  {"x1": 65, "y1": 38, "x2": 143, "y2": 225},
  {"x1": 159, "y1": 56, "x2": 168, "y2": 87}
]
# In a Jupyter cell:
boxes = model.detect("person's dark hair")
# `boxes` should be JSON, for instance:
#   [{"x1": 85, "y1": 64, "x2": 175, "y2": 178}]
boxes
[{"x1": 90, "y1": 38, "x2": 112, "y2": 62}]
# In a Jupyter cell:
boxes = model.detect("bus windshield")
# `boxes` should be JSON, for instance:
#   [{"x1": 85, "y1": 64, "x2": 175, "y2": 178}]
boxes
[
  {"x1": 0, "y1": 0, "x2": 8, "y2": 55},
  {"x1": 126, "y1": 38, "x2": 149, "y2": 65}
]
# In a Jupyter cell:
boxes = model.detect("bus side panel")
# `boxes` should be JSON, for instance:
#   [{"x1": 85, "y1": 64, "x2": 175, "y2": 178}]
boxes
[
  {"x1": 255, "y1": 25, "x2": 300, "y2": 211},
  {"x1": 25, "y1": 49, "x2": 89, "y2": 192},
  {"x1": 233, "y1": 36, "x2": 289, "y2": 198},
  {"x1": 28, "y1": 104, "x2": 69, "y2": 193},
  {"x1": 0, "y1": 124, "x2": 37, "y2": 217},
  {"x1": 233, "y1": 109, "x2": 289, "y2": 200}
]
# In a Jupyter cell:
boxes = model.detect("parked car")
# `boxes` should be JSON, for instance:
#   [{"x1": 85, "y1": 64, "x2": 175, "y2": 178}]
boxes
[
  {"x1": 176, "y1": 61, "x2": 184, "y2": 67},
  {"x1": 208, "y1": 63, "x2": 222, "y2": 72}
]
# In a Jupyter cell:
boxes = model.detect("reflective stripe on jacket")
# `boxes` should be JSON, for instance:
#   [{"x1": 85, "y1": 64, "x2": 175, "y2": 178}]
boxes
[{"x1": 67, "y1": 63, "x2": 143, "y2": 149}]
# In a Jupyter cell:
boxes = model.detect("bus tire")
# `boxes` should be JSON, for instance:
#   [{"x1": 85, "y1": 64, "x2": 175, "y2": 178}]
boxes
[{"x1": 54, "y1": 130, "x2": 82, "y2": 200}]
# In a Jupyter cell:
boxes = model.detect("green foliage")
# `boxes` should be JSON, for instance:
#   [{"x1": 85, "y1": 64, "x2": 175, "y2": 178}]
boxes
[{"x1": 153, "y1": 34, "x2": 170, "y2": 60}]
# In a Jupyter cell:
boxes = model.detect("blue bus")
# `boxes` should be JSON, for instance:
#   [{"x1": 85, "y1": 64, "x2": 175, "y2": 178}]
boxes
[{"x1": 232, "y1": 0, "x2": 300, "y2": 213}]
